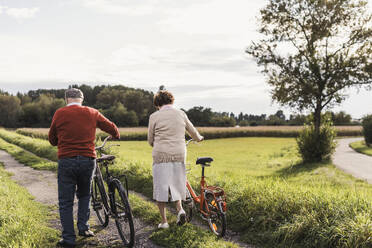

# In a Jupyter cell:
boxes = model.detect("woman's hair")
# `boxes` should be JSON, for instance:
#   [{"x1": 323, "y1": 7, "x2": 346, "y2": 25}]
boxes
[{"x1": 153, "y1": 90, "x2": 175, "y2": 107}]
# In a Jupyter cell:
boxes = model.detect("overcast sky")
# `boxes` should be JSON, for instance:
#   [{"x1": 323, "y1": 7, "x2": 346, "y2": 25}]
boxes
[{"x1": 0, "y1": 0, "x2": 371, "y2": 118}]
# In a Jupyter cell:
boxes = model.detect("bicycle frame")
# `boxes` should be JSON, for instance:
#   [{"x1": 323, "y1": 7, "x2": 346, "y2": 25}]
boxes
[
  {"x1": 185, "y1": 139, "x2": 227, "y2": 219},
  {"x1": 186, "y1": 167, "x2": 211, "y2": 217},
  {"x1": 92, "y1": 136, "x2": 135, "y2": 246},
  {"x1": 94, "y1": 161, "x2": 112, "y2": 213}
]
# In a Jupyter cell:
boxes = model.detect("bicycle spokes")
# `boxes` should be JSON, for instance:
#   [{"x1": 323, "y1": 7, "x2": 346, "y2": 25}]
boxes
[
  {"x1": 112, "y1": 180, "x2": 135, "y2": 247},
  {"x1": 205, "y1": 193, "x2": 226, "y2": 236}
]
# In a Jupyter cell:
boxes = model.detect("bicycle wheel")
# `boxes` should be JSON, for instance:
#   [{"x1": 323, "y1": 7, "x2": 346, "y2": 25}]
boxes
[
  {"x1": 91, "y1": 176, "x2": 109, "y2": 227},
  {"x1": 205, "y1": 193, "x2": 226, "y2": 237},
  {"x1": 182, "y1": 188, "x2": 193, "y2": 222},
  {"x1": 111, "y1": 179, "x2": 135, "y2": 247}
]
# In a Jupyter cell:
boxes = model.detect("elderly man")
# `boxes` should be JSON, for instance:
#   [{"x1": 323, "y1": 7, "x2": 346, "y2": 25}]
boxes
[{"x1": 49, "y1": 88, "x2": 120, "y2": 247}]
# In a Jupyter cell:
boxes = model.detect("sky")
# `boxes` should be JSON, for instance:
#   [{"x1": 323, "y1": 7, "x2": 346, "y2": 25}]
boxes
[{"x1": 0, "y1": 0, "x2": 371, "y2": 118}]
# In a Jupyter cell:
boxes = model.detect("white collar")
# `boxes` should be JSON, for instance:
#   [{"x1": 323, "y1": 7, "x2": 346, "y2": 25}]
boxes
[
  {"x1": 67, "y1": 102, "x2": 82, "y2": 107},
  {"x1": 160, "y1": 104, "x2": 173, "y2": 111}
]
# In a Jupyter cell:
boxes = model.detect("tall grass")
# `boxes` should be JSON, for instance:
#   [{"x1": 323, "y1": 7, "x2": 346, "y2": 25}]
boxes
[
  {"x1": 16, "y1": 125, "x2": 362, "y2": 141},
  {"x1": 108, "y1": 138, "x2": 372, "y2": 247},
  {"x1": 129, "y1": 193, "x2": 239, "y2": 248},
  {"x1": 0, "y1": 162, "x2": 58, "y2": 247},
  {"x1": 0, "y1": 137, "x2": 57, "y2": 171},
  {"x1": 109, "y1": 160, "x2": 372, "y2": 247},
  {"x1": 0, "y1": 137, "x2": 239, "y2": 248},
  {"x1": 2, "y1": 131, "x2": 372, "y2": 247},
  {"x1": 0, "y1": 129, "x2": 58, "y2": 161}
]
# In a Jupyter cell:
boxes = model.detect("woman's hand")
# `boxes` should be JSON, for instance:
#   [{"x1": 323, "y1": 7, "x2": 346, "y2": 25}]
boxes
[{"x1": 199, "y1": 136, "x2": 204, "y2": 142}]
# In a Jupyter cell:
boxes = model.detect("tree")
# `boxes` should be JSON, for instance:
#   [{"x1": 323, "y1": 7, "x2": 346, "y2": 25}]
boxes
[
  {"x1": 274, "y1": 110, "x2": 286, "y2": 121},
  {"x1": 101, "y1": 102, "x2": 139, "y2": 127},
  {"x1": 289, "y1": 114, "x2": 307, "y2": 125},
  {"x1": 77, "y1": 84, "x2": 95, "y2": 106},
  {"x1": 20, "y1": 94, "x2": 64, "y2": 127},
  {"x1": 95, "y1": 87, "x2": 125, "y2": 109},
  {"x1": 185, "y1": 107, "x2": 214, "y2": 126},
  {"x1": 247, "y1": 0, "x2": 372, "y2": 135},
  {"x1": 210, "y1": 116, "x2": 236, "y2": 127},
  {"x1": 326, "y1": 110, "x2": 352, "y2": 125},
  {"x1": 0, "y1": 94, "x2": 22, "y2": 127}
]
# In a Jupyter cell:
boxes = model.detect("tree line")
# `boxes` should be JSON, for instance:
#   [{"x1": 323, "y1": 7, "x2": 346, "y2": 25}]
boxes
[
  {"x1": 185, "y1": 107, "x2": 354, "y2": 127},
  {"x1": 0, "y1": 84, "x2": 355, "y2": 128}
]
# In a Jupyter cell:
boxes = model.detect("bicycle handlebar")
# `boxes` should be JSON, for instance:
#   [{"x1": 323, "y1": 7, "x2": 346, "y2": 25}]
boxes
[
  {"x1": 95, "y1": 136, "x2": 111, "y2": 151},
  {"x1": 186, "y1": 139, "x2": 193, "y2": 146}
]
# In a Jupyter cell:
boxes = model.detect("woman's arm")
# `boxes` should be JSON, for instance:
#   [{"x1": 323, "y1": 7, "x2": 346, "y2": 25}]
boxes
[
  {"x1": 184, "y1": 112, "x2": 204, "y2": 142},
  {"x1": 148, "y1": 115, "x2": 155, "y2": 147}
]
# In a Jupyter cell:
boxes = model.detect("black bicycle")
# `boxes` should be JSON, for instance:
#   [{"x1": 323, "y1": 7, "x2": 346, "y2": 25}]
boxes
[{"x1": 91, "y1": 136, "x2": 135, "y2": 247}]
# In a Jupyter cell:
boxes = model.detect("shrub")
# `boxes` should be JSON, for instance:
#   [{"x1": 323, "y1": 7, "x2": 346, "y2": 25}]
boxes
[
  {"x1": 297, "y1": 119, "x2": 337, "y2": 162},
  {"x1": 362, "y1": 115, "x2": 372, "y2": 146}
]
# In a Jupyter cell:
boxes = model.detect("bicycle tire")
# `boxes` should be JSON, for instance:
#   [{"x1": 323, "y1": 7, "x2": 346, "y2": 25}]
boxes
[
  {"x1": 182, "y1": 188, "x2": 193, "y2": 222},
  {"x1": 205, "y1": 193, "x2": 226, "y2": 237},
  {"x1": 91, "y1": 176, "x2": 109, "y2": 227},
  {"x1": 111, "y1": 179, "x2": 135, "y2": 247}
]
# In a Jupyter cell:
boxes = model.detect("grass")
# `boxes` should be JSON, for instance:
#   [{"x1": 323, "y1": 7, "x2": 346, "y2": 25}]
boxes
[
  {"x1": 0, "y1": 135, "x2": 239, "y2": 248},
  {"x1": 129, "y1": 193, "x2": 239, "y2": 248},
  {"x1": 16, "y1": 125, "x2": 363, "y2": 141},
  {"x1": 0, "y1": 162, "x2": 59, "y2": 247},
  {"x1": 0, "y1": 129, "x2": 58, "y2": 161},
  {"x1": 6, "y1": 129, "x2": 372, "y2": 247},
  {"x1": 0, "y1": 137, "x2": 57, "y2": 171},
  {"x1": 109, "y1": 138, "x2": 372, "y2": 248},
  {"x1": 349, "y1": 140, "x2": 372, "y2": 156}
]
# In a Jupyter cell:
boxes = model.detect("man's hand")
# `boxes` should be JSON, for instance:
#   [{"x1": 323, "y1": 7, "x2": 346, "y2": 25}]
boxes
[{"x1": 109, "y1": 135, "x2": 120, "y2": 140}]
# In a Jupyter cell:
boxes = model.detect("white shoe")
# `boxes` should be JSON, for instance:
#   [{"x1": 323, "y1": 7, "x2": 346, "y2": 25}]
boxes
[
  {"x1": 158, "y1": 222, "x2": 169, "y2": 229},
  {"x1": 177, "y1": 209, "x2": 186, "y2": 226}
]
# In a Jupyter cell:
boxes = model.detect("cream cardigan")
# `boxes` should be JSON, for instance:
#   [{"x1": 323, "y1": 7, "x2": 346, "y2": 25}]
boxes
[{"x1": 148, "y1": 106, "x2": 203, "y2": 164}]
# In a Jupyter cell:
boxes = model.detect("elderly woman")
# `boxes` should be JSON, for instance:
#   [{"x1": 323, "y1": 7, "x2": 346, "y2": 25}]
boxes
[{"x1": 148, "y1": 90, "x2": 203, "y2": 228}]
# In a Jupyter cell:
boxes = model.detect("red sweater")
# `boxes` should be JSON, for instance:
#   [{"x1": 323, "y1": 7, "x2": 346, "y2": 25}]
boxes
[{"x1": 48, "y1": 105, "x2": 120, "y2": 159}]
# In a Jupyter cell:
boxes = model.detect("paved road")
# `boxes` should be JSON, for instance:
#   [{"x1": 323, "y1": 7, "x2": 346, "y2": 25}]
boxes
[{"x1": 333, "y1": 137, "x2": 372, "y2": 183}]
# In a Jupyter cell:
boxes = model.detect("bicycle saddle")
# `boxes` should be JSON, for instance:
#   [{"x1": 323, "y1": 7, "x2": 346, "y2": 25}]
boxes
[
  {"x1": 196, "y1": 157, "x2": 213, "y2": 166},
  {"x1": 97, "y1": 154, "x2": 116, "y2": 163}
]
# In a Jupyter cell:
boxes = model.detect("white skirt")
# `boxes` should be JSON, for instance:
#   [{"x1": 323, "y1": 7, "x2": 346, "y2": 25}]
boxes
[{"x1": 152, "y1": 162, "x2": 186, "y2": 202}]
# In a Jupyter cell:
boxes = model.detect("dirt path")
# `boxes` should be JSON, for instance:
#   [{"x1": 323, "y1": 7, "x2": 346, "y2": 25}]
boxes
[
  {"x1": 0, "y1": 150, "x2": 161, "y2": 248},
  {"x1": 333, "y1": 137, "x2": 372, "y2": 183}
]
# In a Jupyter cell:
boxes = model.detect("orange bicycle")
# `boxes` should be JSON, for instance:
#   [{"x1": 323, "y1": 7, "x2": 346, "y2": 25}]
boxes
[{"x1": 182, "y1": 139, "x2": 227, "y2": 237}]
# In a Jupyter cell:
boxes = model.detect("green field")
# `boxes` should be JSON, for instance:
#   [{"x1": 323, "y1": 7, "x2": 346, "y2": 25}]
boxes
[
  {"x1": 1, "y1": 129, "x2": 372, "y2": 247},
  {"x1": 110, "y1": 137, "x2": 299, "y2": 178},
  {"x1": 350, "y1": 140, "x2": 372, "y2": 156},
  {"x1": 107, "y1": 138, "x2": 372, "y2": 247},
  {"x1": 0, "y1": 162, "x2": 58, "y2": 247}
]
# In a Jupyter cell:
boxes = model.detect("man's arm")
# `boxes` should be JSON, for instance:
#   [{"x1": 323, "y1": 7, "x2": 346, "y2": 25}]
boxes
[
  {"x1": 48, "y1": 114, "x2": 58, "y2": 146},
  {"x1": 96, "y1": 111, "x2": 120, "y2": 139}
]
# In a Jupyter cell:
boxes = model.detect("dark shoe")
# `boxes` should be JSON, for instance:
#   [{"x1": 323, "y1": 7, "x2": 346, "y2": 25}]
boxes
[
  {"x1": 57, "y1": 239, "x2": 75, "y2": 248},
  {"x1": 177, "y1": 209, "x2": 186, "y2": 226},
  {"x1": 78, "y1": 229, "x2": 95, "y2": 237}
]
